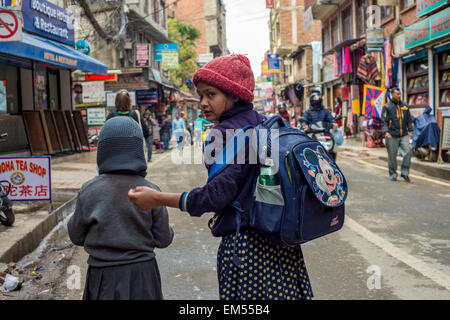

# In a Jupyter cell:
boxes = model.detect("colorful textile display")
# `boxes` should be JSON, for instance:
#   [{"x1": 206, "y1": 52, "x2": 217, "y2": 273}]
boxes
[
  {"x1": 357, "y1": 54, "x2": 378, "y2": 84},
  {"x1": 344, "y1": 45, "x2": 352, "y2": 74}
]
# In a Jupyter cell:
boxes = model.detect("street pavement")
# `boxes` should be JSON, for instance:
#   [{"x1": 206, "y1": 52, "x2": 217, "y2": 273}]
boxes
[{"x1": 1, "y1": 144, "x2": 450, "y2": 300}]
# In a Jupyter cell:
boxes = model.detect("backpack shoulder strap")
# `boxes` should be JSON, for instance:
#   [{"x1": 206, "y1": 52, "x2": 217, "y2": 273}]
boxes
[{"x1": 206, "y1": 125, "x2": 254, "y2": 183}]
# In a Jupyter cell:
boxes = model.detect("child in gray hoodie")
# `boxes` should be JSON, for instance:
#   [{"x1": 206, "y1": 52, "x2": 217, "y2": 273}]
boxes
[{"x1": 68, "y1": 116, "x2": 173, "y2": 300}]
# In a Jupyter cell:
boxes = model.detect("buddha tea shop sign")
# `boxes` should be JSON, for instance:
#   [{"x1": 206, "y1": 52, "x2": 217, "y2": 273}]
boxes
[
  {"x1": 405, "y1": 7, "x2": 450, "y2": 49},
  {"x1": 0, "y1": 156, "x2": 51, "y2": 201},
  {"x1": 416, "y1": 0, "x2": 448, "y2": 18}
]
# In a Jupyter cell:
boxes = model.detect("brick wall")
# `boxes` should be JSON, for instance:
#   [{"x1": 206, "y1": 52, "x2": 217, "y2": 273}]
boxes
[{"x1": 168, "y1": 0, "x2": 208, "y2": 56}]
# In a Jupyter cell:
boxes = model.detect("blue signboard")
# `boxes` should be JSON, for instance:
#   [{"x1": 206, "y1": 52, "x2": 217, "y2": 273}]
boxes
[
  {"x1": 21, "y1": 0, "x2": 75, "y2": 45},
  {"x1": 154, "y1": 43, "x2": 178, "y2": 62},
  {"x1": 136, "y1": 89, "x2": 158, "y2": 106},
  {"x1": 268, "y1": 53, "x2": 280, "y2": 70}
]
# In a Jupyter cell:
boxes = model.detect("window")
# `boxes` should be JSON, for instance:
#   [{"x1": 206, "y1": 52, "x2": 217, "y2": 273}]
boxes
[
  {"x1": 153, "y1": 0, "x2": 159, "y2": 23},
  {"x1": 322, "y1": 25, "x2": 330, "y2": 53},
  {"x1": 380, "y1": 6, "x2": 393, "y2": 22},
  {"x1": 0, "y1": 63, "x2": 19, "y2": 114},
  {"x1": 402, "y1": 0, "x2": 415, "y2": 9},
  {"x1": 342, "y1": 7, "x2": 352, "y2": 40},
  {"x1": 161, "y1": 0, "x2": 166, "y2": 27},
  {"x1": 356, "y1": 0, "x2": 368, "y2": 37},
  {"x1": 331, "y1": 19, "x2": 339, "y2": 47}
]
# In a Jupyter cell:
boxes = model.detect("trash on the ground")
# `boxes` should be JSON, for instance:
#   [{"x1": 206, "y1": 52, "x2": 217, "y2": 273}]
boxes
[
  {"x1": 3, "y1": 274, "x2": 20, "y2": 292},
  {"x1": 38, "y1": 289, "x2": 50, "y2": 295},
  {"x1": 34, "y1": 266, "x2": 44, "y2": 271}
]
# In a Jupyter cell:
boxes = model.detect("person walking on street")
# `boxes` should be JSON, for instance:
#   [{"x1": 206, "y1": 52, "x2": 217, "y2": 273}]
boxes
[
  {"x1": 194, "y1": 113, "x2": 211, "y2": 147},
  {"x1": 381, "y1": 87, "x2": 414, "y2": 182},
  {"x1": 172, "y1": 112, "x2": 186, "y2": 150},
  {"x1": 159, "y1": 114, "x2": 172, "y2": 151},
  {"x1": 144, "y1": 111, "x2": 157, "y2": 162},
  {"x1": 128, "y1": 54, "x2": 313, "y2": 300},
  {"x1": 68, "y1": 116, "x2": 173, "y2": 300},
  {"x1": 106, "y1": 89, "x2": 150, "y2": 140}
]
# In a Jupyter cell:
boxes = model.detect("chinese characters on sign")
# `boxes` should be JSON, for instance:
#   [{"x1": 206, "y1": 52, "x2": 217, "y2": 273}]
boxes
[{"x1": 0, "y1": 157, "x2": 51, "y2": 201}]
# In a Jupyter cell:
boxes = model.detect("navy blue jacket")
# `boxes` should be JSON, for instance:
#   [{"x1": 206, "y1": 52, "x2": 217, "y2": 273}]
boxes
[
  {"x1": 302, "y1": 106, "x2": 336, "y2": 128},
  {"x1": 179, "y1": 102, "x2": 265, "y2": 237}
]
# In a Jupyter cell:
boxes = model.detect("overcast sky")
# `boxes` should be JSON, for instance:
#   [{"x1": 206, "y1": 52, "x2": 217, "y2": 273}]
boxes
[{"x1": 223, "y1": 0, "x2": 270, "y2": 79}]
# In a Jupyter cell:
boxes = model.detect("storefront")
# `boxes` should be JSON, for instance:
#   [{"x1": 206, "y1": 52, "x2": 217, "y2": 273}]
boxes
[
  {"x1": 401, "y1": 5, "x2": 450, "y2": 128},
  {"x1": 0, "y1": 1, "x2": 107, "y2": 156}
]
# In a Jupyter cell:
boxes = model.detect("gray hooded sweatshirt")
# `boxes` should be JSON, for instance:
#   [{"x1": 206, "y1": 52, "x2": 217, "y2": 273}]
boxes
[{"x1": 68, "y1": 116, "x2": 173, "y2": 267}]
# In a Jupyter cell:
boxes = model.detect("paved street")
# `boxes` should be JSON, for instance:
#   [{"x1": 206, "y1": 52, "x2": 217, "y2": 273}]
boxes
[{"x1": 1, "y1": 146, "x2": 449, "y2": 300}]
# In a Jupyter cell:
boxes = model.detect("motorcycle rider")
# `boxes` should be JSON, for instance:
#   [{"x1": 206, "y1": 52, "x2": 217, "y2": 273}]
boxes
[{"x1": 301, "y1": 91, "x2": 338, "y2": 130}]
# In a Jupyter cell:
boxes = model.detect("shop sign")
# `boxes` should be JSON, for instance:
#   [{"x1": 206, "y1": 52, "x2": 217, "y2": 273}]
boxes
[
  {"x1": 0, "y1": 156, "x2": 51, "y2": 201},
  {"x1": 161, "y1": 51, "x2": 179, "y2": 70},
  {"x1": 82, "y1": 81, "x2": 105, "y2": 104},
  {"x1": 106, "y1": 91, "x2": 136, "y2": 108},
  {"x1": 76, "y1": 40, "x2": 90, "y2": 55},
  {"x1": 268, "y1": 53, "x2": 280, "y2": 74},
  {"x1": 417, "y1": 0, "x2": 448, "y2": 18},
  {"x1": 21, "y1": 0, "x2": 75, "y2": 45},
  {"x1": 136, "y1": 44, "x2": 150, "y2": 67},
  {"x1": 405, "y1": 7, "x2": 450, "y2": 49},
  {"x1": 366, "y1": 28, "x2": 384, "y2": 52},
  {"x1": 87, "y1": 108, "x2": 106, "y2": 126},
  {"x1": 154, "y1": 43, "x2": 178, "y2": 62},
  {"x1": 85, "y1": 74, "x2": 117, "y2": 82},
  {"x1": 136, "y1": 89, "x2": 158, "y2": 106},
  {"x1": 303, "y1": 6, "x2": 313, "y2": 32}
]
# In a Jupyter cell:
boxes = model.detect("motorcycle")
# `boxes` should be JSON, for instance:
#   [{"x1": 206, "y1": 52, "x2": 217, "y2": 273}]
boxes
[
  {"x1": 299, "y1": 116, "x2": 342, "y2": 161},
  {"x1": 0, "y1": 133, "x2": 15, "y2": 226},
  {"x1": 412, "y1": 106, "x2": 441, "y2": 162}
]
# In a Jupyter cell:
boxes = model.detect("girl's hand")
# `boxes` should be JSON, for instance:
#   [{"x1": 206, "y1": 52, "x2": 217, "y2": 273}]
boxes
[{"x1": 128, "y1": 186, "x2": 160, "y2": 211}]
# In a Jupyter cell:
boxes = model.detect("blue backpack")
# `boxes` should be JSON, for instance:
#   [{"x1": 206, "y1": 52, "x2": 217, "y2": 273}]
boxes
[{"x1": 206, "y1": 116, "x2": 348, "y2": 262}]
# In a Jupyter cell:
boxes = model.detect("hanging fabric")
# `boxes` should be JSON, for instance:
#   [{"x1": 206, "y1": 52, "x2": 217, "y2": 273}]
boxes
[
  {"x1": 334, "y1": 51, "x2": 339, "y2": 77},
  {"x1": 344, "y1": 45, "x2": 352, "y2": 74}
]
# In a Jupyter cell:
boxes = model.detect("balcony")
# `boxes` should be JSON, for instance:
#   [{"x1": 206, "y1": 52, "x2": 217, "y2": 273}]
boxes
[{"x1": 311, "y1": 0, "x2": 345, "y2": 21}]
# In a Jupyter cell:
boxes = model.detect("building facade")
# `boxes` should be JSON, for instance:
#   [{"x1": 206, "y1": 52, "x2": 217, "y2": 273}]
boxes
[
  {"x1": 269, "y1": 0, "x2": 322, "y2": 124},
  {"x1": 0, "y1": 0, "x2": 106, "y2": 156},
  {"x1": 168, "y1": 0, "x2": 228, "y2": 62}
]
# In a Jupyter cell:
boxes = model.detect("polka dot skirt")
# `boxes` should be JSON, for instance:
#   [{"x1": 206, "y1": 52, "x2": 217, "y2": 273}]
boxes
[{"x1": 217, "y1": 229, "x2": 313, "y2": 300}]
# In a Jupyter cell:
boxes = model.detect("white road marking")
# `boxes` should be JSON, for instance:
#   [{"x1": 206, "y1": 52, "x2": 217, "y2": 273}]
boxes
[{"x1": 345, "y1": 216, "x2": 450, "y2": 291}]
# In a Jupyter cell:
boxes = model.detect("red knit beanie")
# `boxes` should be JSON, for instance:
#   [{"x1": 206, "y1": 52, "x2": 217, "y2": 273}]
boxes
[{"x1": 193, "y1": 54, "x2": 255, "y2": 103}]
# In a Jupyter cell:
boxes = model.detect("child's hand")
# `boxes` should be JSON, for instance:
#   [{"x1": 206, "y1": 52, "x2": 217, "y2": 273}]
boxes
[{"x1": 128, "y1": 186, "x2": 160, "y2": 211}]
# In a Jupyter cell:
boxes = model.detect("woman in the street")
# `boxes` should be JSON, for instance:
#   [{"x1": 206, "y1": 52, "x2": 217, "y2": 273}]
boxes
[{"x1": 128, "y1": 54, "x2": 313, "y2": 300}]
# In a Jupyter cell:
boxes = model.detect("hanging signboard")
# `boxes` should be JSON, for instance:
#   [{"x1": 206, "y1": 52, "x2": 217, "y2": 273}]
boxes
[
  {"x1": 82, "y1": 81, "x2": 105, "y2": 104},
  {"x1": 366, "y1": 28, "x2": 384, "y2": 52},
  {"x1": 154, "y1": 43, "x2": 178, "y2": 62},
  {"x1": 136, "y1": 44, "x2": 150, "y2": 67},
  {"x1": 267, "y1": 53, "x2": 280, "y2": 74},
  {"x1": 303, "y1": 6, "x2": 313, "y2": 32},
  {"x1": 405, "y1": 7, "x2": 450, "y2": 49},
  {"x1": 161, "y1": 51, "x2": 179, "y2": 70},
  {"x1": 0, "y1": 156, "x2": 51, "y2": 201},
  {"x1": 21, "y1": 0, "x2": 75, "y2": 45},
  {"x1": 416, "y1": 0, "x2": 448, "y2": 18},
  {"x1": 136, "y1": 89, "x2": 158, "y2": 106}
]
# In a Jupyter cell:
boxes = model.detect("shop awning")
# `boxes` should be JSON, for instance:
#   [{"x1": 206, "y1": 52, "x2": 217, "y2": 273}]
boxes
[
  {"x1": 0, "y1": 33, "x2": 107, "y2": 74},
  {"x1": 323, "y1": 37, "x2": 365, "y2": 56}
]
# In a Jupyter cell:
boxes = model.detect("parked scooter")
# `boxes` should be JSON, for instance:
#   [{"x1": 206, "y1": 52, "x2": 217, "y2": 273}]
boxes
[
  {"x1": 0, "y1": 133, "x2": 15, "y2": 226},
  {"x1": 299, "y1": 116, "x2": 342, "y2": 160}
]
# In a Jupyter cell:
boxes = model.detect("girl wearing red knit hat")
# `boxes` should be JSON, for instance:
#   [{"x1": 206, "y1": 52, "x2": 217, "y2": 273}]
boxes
[{"x1": 129, "y1": 54, "x2": 313, "y2": 300}]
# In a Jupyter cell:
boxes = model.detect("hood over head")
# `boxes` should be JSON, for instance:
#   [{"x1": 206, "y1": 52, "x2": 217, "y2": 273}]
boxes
[{"x1": 97, "y1": 116, "x2": 147, "y2": 177}]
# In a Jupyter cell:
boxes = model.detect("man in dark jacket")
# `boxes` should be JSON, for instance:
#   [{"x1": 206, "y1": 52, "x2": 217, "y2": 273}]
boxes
[
  {"x1": 301, "y1": 91, "x2": 337, "y2": 129},
  {"x1": 381, "y1": 87, "x2": 414, "y2": 182},
  {"x1": 159, "y1": 114, "x2": 172, "y2": 151}
]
